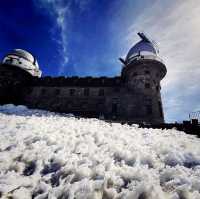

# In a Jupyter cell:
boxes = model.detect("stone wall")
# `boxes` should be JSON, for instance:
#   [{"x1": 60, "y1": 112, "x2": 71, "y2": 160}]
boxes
[{"x1": 0, "y1": 61, "x2": 166, "y2": 124}]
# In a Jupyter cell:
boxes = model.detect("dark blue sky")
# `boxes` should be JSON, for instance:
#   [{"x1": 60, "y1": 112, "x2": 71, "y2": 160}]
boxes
[
  {"x1": 0, "y1": 0, "x2": 199, "y2": 122},
  {"x1": 0, "y1": 0, "x2": 135, "y2": 77}
]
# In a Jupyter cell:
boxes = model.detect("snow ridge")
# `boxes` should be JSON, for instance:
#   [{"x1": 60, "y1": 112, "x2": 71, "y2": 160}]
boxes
[{"x1": 0, "y1": 104, "x2": 200, "y2": 199}]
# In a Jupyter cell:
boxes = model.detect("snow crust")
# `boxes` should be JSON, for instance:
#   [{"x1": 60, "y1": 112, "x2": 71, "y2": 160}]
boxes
[{"x1": 0, "y1": 104, "x2": 200, "y2": 199}]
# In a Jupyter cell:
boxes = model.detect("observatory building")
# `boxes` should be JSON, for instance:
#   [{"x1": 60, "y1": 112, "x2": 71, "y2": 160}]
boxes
[{"x1": 0, "y1": 33, "x2": 167, "y2": 124}]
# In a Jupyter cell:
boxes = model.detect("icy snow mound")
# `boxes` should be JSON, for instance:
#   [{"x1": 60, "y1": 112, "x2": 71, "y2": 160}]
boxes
[{"x1": 0, "y1": 105, "x2": 200, "y2": 199}]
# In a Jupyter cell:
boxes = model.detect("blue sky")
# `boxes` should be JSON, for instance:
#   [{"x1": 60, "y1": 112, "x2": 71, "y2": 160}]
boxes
[{"x1": 0, "y1": 0, "x2": 199, "y2": 122}]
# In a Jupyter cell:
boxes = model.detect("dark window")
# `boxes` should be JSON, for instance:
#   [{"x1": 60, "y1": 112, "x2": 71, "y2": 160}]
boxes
[
  {"x1": 69, "y1": 89, "x2": 75, "y2": 96},
  {"x1": 112, "y1": 103, "x2": 118, "y2": 115},
  {"x1": 41, "y1": 88, "x2": 46, "y2": 94},
  {"x1": 97, "y1": 103, "x2": 104, "y2": 110},
  {"x1": 81, "y1": 102, "x2": 88, "y2": 109},
  {"x1": 145, "y1": 83, "x2": 150, "y2": 88},
  {"x1": 27, "y1": 88, "x2": 33, "y2": 94},
  {"x1": 55, "y1": 89, "x2": 60, "y2": 95},
  {"x1": 67, "y1": 102, "x2": 72, "y2": 109},
  {"x1": 84, "y1": 88, "x2": 89, "y2": 96},
  {"x1": 145, "y1": 70, "x2": 150, "y2": 74},
  {"x1": 99, "y1": 89, "x2": 104, "y2": 96},
  {"x1": 133, "y1": 72, "x2": 137, "y2": 77},
  {"x1": 158, "y1": 101, "x2": 163, "y2": 118},
  {"x1": 1, "y1": 71, "x2": 5, "y2": 76},
  {"x1": 156, "y1": 86, "x2": 159, "y2": 91},
  {"x1": 146, "y1": 105, "x2": 152, "y2": 115},
  {"x1": 114, "y1": 87, "x2": 120, "y2": 93},
  {"x1": 145, "y1": 98, "x2": 152, "y2": 104}
]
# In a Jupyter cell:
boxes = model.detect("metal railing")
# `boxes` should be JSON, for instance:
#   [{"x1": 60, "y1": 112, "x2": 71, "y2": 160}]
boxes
[
  {"x1": 126, "y1": 52, "x2": 164, "y2": 65},
  {"x1": 189, "y1": 111, "x2": 200, "y2": 123}
]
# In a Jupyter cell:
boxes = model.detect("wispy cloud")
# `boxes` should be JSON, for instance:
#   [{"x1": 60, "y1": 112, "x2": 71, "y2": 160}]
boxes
[
  {"x1": 120, "y1": 0, "x2": 200, "y2": 122},
  {"x1": 34, "y1": 0, "x2": 91, "y2": 75},
  {"x1": 34, "y1": 0, "x2": 200, "y2": 122}
]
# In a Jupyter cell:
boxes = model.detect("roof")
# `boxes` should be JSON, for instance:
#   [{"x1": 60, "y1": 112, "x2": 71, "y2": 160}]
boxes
[
  {"x1": 2, "y1": 49, "x2": 41, "y2": 77},
  {"x1": 126, "y1": 33, "x2": 157, "y2": 61}
]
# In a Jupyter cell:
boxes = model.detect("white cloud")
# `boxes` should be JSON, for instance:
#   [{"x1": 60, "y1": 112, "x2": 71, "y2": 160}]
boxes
[
  {"x1": 122, "y1": 0, "x2": 200, "y2": 122},
  {"x1": 34, "y1": 0, "x2": 91, "y2": 75},
  {"x1": 34, "y1": 0, "x2": 199, "y2": 122}
]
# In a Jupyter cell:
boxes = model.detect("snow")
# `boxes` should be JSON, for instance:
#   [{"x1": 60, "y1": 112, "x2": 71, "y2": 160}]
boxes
[{"x1": 0, "y1": 104, "x2": 200, "y2": 199}]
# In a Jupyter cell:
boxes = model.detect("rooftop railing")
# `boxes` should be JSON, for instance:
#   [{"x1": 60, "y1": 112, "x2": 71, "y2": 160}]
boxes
[{"x1": 126, "y1": 51, "x2": 164, "y2": 66}]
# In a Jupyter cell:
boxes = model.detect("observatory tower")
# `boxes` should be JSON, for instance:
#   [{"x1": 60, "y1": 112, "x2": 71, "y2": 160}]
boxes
[{"x1": 121, "y1": 32, "x2": 167, "y2": 123}]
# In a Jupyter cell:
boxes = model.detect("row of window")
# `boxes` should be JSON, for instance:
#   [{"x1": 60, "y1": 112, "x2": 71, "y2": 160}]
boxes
[
  {"x1": 64, "y1": 102, "x2": 162, "y2": 117},
  {"x1": 132, "y1": 71, "x2": 160, "y2": 77},
  {"x1": 64, "y1": 102, "x2": 104, "y2": 109},
  {"x1": 41, "y1": 84, "x2": 159, "y2": 95},
  {"x1": 41, "y1": 88, "x2": 106, "y2": 96}
]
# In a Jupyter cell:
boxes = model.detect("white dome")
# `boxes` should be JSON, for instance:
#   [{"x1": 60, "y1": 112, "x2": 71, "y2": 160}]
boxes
[{"x1": 2, "y1": 49, "x2": 42, "y2": 77}]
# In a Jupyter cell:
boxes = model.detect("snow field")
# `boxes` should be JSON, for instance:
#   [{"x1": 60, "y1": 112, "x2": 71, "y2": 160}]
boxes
[{"x1": 0, "y1": 104, "x2": 200, "y2": 199}]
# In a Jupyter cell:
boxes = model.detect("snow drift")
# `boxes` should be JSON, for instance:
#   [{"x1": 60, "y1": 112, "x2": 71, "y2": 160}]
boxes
[{"x1": 0, "y1": 104, "x2": 200, "y2": 199}]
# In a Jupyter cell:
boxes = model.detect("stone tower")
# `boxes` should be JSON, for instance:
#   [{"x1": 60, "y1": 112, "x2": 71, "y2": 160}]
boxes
[{"x1": 121, "y1": 32, "x2": 167, "y2": 124}]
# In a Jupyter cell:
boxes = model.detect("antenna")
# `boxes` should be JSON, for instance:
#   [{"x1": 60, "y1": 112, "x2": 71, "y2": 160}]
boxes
[{"x1": 138, "y1": 32, "x2": 159, "y2": 54}]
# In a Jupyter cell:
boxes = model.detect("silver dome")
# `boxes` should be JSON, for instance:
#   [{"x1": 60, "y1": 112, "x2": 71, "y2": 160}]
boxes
[
  {"x1": 125, "y1": 32, "x2": 158, "y2": 62},
  {"x1": 2, "y1": 49, "x2": 41, "y2": 77},
  {"x1": 126, "y1": 40, "x2": 157, "y2": 60}
]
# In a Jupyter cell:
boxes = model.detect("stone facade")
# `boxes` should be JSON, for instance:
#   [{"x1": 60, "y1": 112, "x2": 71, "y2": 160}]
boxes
[
  {"x1": 0, "y1": 33, "x2": 167, "y2": 124},
  {"x1": 0, "y1": 59, "x2": 166, "y2": 124}
]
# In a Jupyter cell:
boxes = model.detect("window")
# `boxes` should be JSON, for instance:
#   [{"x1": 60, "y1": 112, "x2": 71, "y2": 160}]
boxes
[
  {"x1": 132, "y1": 72, "x2": 137, "y2": 77},
  {"x1": 145, "y1": 98, "x2": 152, "y2": 104},
  {"x1": 1, "y1": 71, "x2": 5, "y2": 76},
  {"x1": 145, "y1": 83, "x2": 150, "y2": 89},
  {"x1": 67, "y1": 102, "x2": 72, "y2": 109},
  {"x1": 145, "y1": 70, "x2": 150, "y2": 74},
  {"x1": 97, "y1": 103, "x2": 104, "y2": 110},
  {"x1": 99, "y1": 89, "x2": 104, "y2": 96},
  {"x1": 156, "y1": 86, "x2": 159, "y2": 91},
  {"x1": 84, "y1": 88, "x2": 89, "y2": 96},
  {"x1": 41, "y1": 88, "x2": 46, "y2": 94},
  {"x1": 81, "y1": 102, "x2": 88, "y2": 109},
  {"x1": 112, "y1": 103, "x2": 118, "y2": 115},
  {"x1": 55, "y1": 89, "x2": 60, "y2": 95},
  {"x1": 158, "y1": 101, "x2": 163, "y2": 118},
  {"x1": 114, "y1": 87, "x2": 120, "y2": 93},
  {"x1": 69, "y1": 89, "x2": 75, "y2": 96},
  {"x1": 146, "y1": 105, "x2": 152, "y2": 115},
  {"x1": 27, "y1": 87, "x2": 33, "y2": 94}
]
